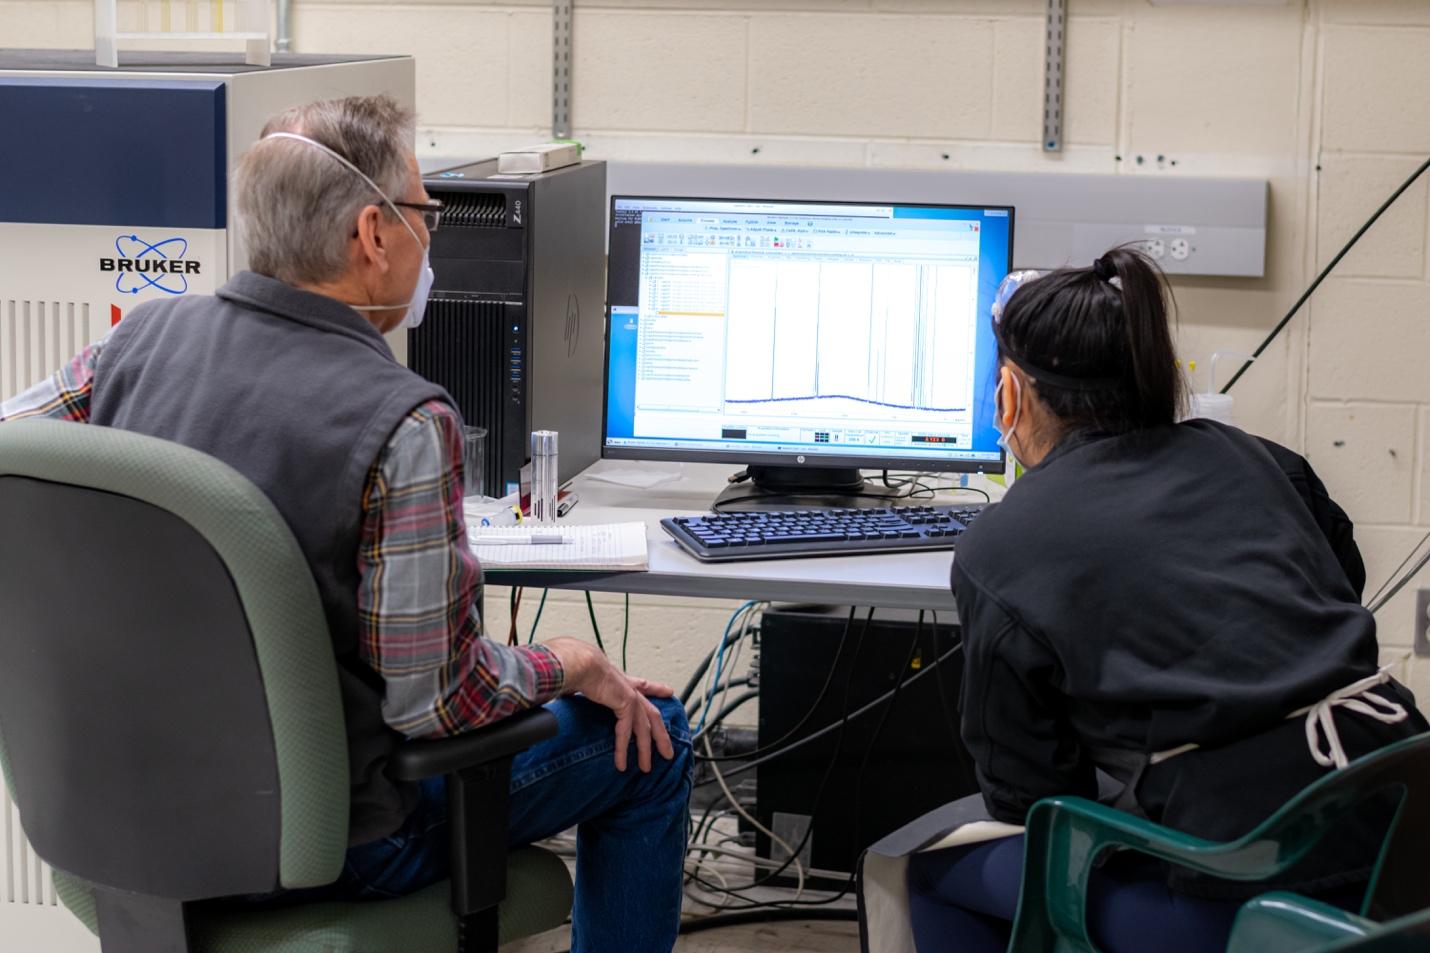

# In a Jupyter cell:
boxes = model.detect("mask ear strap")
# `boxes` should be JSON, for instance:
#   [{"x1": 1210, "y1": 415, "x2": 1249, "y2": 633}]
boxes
[{"x1": 262, "y1": 131, "x2": 424, "y2": 249}]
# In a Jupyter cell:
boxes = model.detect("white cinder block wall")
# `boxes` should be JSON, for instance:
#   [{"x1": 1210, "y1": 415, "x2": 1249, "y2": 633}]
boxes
[{"x1": 1, "y1": 2, "x2": 1430, "y2": 945}]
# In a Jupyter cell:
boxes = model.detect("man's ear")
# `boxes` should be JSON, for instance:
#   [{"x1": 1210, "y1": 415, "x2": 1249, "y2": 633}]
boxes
[{"x1": 353, "y1": 203, "x2": 391, "y2": 273}]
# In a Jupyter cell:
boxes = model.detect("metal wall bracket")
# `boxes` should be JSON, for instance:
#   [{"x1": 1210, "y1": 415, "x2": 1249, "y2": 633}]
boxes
[
  {"x1": 553, "y1": 0, "x2": 573, "y2": 139},
  {"x1": 1043, "y1": 0, "x2": 1066, "y2": 152}
]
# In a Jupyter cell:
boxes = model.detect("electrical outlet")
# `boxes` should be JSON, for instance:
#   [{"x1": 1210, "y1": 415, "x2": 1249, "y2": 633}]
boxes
[{"x1": 1416, "y1": 590, "x2": 1430, "y2": 657}]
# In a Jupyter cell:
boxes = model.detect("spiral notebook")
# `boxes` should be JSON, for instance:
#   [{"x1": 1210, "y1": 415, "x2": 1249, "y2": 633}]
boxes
[{"x1": 468, "y1": 522, "x2": 649, "y2": 571}]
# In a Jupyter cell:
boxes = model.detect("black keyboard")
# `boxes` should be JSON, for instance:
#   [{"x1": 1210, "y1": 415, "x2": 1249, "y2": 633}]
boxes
[{"x1": 661, "y1": 503, "x2": 987, "y2": 562}]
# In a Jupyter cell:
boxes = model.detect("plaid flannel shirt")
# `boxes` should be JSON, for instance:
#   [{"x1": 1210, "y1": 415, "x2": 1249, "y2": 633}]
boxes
[{"x1": 1, "y1": 335, "x2": 564, "y2": 739}]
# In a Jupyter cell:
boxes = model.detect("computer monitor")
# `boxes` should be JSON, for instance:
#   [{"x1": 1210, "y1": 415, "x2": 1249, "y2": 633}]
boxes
[{"x1": 604, "y1": 195, "x2": 1013, "y2": 508}]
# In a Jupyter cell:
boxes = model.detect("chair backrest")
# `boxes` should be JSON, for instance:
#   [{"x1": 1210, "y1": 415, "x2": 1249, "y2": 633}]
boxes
[
  {"x1": 1263, "y1": 731, "x2": 1430, "y2": 920},
  {"x1": 1230, "y1": 895, "x2": 1430, "y2": 953},
  {"x1": 0, "y1": 418, "x2": 349, "y2": 904},
  {"x1": 1333, "y1": 908, "x2": 1430, "y2": 951},
  {"x1": 1015, "y1": 732, "x2": 1430, "y2": 953}
]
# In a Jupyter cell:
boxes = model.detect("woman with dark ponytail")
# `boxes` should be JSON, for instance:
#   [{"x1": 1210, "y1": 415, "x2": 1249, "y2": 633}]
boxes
[{"x1": 880, "y1": 247, "x2": 1426, "y2": 953}]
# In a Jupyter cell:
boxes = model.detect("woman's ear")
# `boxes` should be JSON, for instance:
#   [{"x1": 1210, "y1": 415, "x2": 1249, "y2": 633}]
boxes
[{"x1": 998, "y1": 364, "x2": 1017, "y2": 429}]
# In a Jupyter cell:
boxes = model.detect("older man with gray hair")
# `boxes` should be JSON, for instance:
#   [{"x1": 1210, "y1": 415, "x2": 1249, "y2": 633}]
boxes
[{"x1": 0, "y1": 95, "x2": 692, "y2": 953}]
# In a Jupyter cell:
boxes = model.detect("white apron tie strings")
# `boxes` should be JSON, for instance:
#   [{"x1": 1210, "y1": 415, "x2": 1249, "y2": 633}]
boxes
[
  {"x1": 1148, "y1": 661, "x2": 1410, "y2": 770},
  {"x1": 1290, "y1": 668, "x2": 1408, "y2": 770}
]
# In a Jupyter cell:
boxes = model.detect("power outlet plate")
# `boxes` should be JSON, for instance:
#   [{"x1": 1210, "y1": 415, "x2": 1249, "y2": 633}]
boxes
[{"x1": 1416, "y1": 590, "x2": 1430, "y2": 657}]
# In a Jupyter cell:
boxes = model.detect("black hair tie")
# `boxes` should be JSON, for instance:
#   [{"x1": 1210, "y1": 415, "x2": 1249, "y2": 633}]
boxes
[{"x1": 1092, "y1": 256, "x2": 1116, "y2": 282}]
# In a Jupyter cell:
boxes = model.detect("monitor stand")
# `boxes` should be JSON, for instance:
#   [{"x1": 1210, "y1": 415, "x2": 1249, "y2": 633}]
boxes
[{"x1": 711, "y1": 465, "x2": 906, "y2": 512}]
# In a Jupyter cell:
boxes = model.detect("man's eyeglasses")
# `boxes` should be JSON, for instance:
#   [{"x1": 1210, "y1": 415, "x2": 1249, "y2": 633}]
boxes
[{"x1": 394, "y1": 199, "x2": 443, "y2": 233}]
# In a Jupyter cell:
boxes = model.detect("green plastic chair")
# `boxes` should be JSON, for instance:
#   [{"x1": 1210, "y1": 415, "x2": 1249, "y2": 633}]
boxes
[
  {"x1": 0, "y1": 417, "x2": 572, "y2": 953},
  {"x1": 1227, "y1": 894, "x2": 1430, "y2": 953},
  {"x1": 1008, "y1": 731, "x2": 1430, "y2": 953}
]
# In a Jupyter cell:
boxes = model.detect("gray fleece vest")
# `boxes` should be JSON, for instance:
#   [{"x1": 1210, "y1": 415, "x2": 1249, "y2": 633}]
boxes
[{"x1": 90, "y1": 271, "x2": 448, "y2": 845}]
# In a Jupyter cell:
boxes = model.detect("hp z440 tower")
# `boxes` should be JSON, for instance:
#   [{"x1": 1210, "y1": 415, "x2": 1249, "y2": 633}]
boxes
[{"x1": 411, "y1": 159, "x2": 606, "y2": 496}]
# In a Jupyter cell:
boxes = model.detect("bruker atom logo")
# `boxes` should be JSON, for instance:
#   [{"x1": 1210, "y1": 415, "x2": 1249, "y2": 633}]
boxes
[{"x1": 99, "y1": 235, "x2": 201, "y2": 295}]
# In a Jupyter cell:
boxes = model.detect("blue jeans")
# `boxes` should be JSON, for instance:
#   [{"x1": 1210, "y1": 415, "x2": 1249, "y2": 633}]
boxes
[
  {"x1": 337, "y1": 695, "x2": 693, "y2": 953},
  {"x1": 906, "y1": 836, "x2": 1245, "y2": 953}
]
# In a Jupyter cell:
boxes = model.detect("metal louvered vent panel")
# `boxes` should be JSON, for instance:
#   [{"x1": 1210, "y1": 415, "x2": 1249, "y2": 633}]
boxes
[
  {"x1": 1, "y1": 300, "x2": 92, "y2": 404},
  {"x1": 408, "y1": 297, "x2": 513, "y2": 497},
  {"x1": 3, "y1": 787, "x2": 56, "y2": 907},
  {"x1": 433, "y1": 191, "x2": 508, "y2": 228}
]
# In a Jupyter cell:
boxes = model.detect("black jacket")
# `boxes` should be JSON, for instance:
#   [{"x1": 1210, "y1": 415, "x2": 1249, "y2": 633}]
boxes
[{"x1": 953, "y1": 419, "x2": 1424, "y2": 896}]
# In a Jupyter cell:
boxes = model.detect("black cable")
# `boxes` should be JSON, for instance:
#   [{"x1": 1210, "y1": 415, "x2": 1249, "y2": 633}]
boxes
[
  {"x1": 702, "y1": 609, "x2": 875, "y2": 892},
  {"x1": 686, "y1": 609, "x2": 875, "y2": 898},
  {"x1": 700, "y1": 688, "x2": 760, "y2": 734},
  {"x1": 763, "y1": 613, "x2": 927, "y2": 909},
  {"x1": 679, "y1": 909, "x2": 858, "y2": 933},
  {"x1": 929, "y1": 611, "x2": 964, "y2": 751},
  {"x1": 712, "y1": 487, "x2": 918, "y2": 512},
  {"x1": 682, "y1": 865, "x2": 858, "y2": 910},
  {"x1": 699, "y1": 606, "x2": 858, "y2": 763},
  {"x1": 883, "y1": 470, "x2": 993, "y2": 503},
  {"x1": 849, "y1": 614, "x2": 923, "y2": 851},
  {"x1": 526, "y1": 588, "x2": 549, "y2": 644},
  {"x1": 698, "y1": 639, "x2": 964, "y2": 787},
  {"x1": 1222, "y1": 155, "x2": 1430, "y2": 393},
  {"x1": 686, "y1": 677, "x2": 755, "y2": 721},
  {"x1": 583, "y1": 590, "x2": 607, "y2": 654},
  {"x1": 685, "y1": 636, "x2": 968, "y2": 913},
  {"x1": 680, "y1": 620, "x2": 754, "y2": 706},
  {"x1": 683, "y1": 614, "x2": 963, "y2": 908},
  {"x1": 1365, "y1": 529, "x2": 1430, "y2": 612},
  {"x1": 620, "y1": 592, "x2": 630, "y2": 671},
  {"x1": 1368, "y1": 540, "x2": 1430, "y2": 615},
  {"x1": 689, "y1": 798, "x2": 732, "y2": 866}
]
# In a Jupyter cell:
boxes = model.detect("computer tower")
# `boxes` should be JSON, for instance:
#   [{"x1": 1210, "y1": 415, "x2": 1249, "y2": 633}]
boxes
[
  {"x1": 411, "y1": 159, "x2": 607, "y2": 498},
  {"x1": 754, "y1": 605, "x2": 979, "y2": 879}
]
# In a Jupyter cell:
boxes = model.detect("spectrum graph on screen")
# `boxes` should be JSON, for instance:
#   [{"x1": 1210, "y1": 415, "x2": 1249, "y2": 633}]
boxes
[{"x1": 605, "y1": 197, "x2": 1011, "y2": 468}]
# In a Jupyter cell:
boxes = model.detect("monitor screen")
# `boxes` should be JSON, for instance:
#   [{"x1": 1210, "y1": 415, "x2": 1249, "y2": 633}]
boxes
[{"x1": 604, "y1": 196, "x2": 1013, "y2": 475}]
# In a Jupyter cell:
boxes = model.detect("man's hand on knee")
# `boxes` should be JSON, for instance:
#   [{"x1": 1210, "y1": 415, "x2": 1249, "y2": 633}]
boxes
[{"x1": 545, "y1": 636, "x2": 676, "y2": 773}]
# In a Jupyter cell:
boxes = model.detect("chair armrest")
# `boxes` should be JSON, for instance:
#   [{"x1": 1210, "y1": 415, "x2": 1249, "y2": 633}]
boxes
[
  {"x1": 1026, "y1": 795, "x2": 1311, "y2": 882},
  {"x1": 1011, "y1": 796, "x2": 1352, "y2": 953},
  {"x1": 1226, "y1": 893, "x2": 1373, "y2": 953},
  {"x1": 389, "y1": 707, "x2": 563, "y2": 949},
  {"x1": 388, "y1": 708, "x2": 558, "y2": 782}
]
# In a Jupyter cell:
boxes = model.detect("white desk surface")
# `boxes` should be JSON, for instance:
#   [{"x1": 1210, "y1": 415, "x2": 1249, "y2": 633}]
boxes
[{"x1": 486, "y1": 461, "x2": 1001, "y2": 611}]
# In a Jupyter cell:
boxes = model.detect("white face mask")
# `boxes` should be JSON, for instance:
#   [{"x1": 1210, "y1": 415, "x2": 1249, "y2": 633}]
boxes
[
  {"x1": 263, "y1": 131, "x2": 434, "y2": 329},
  {"x1": 397, "y1": 246, "x2": 434, "y2": 330},
  {"x1": 993, "y1": 370, "x2": 1025, "y2": 471}
]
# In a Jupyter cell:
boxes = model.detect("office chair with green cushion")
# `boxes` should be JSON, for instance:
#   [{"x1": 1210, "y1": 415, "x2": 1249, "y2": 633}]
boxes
[
  {"x1": 1008, "y1": 731, "x2": 1430, "y2": 953},
  {"x1": 0, "y1": 417, "x2": 572, "y2": 953}
]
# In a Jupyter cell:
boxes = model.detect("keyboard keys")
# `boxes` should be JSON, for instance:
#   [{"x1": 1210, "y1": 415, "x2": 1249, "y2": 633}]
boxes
[
  {"x1": 662, "y1": 503, "x2": 985, "y2": 561},
  {"x1": 782, "y1": 532, "x2": 846, "y2": 543}
]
